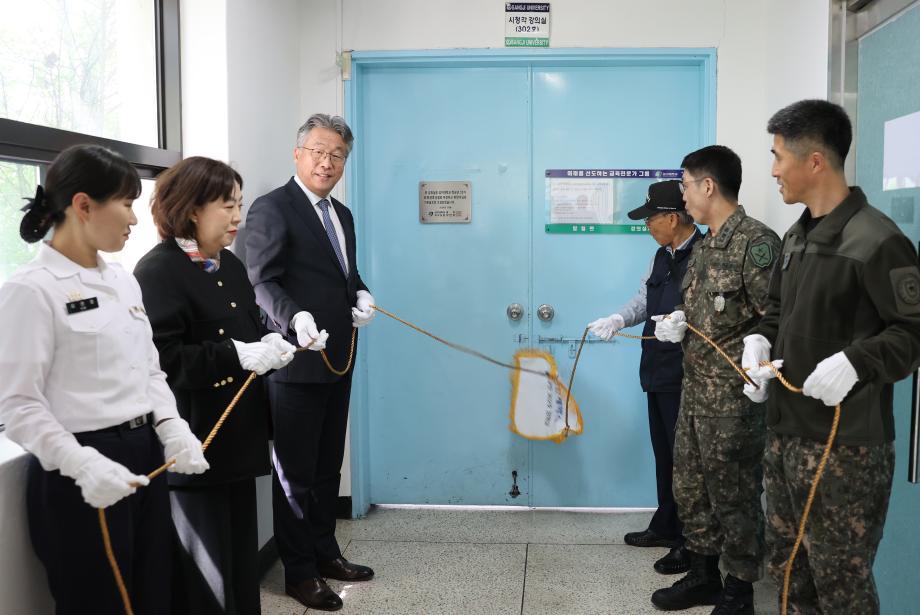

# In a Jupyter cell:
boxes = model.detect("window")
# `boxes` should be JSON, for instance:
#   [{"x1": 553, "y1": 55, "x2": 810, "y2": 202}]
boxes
[
  {"x1": 0, "y1": 0, "x2": 180, "y2": 174},
  {"x1": 0, "y1": 0, "x2": 159, "y2": 147},
  {"x1": 0, "y1": 161, "x2": 41, "y2": 285},
  {"x1": 0, "y1": 0, "x2": 179, "y2": 276}
]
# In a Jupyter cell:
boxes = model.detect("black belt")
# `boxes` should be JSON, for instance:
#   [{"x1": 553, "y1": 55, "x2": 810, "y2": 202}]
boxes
[{"x1": 80, "y1": 413, "x2": 154, "y2": 435}]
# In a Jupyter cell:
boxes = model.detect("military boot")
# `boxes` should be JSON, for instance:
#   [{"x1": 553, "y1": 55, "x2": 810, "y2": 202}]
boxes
[
  {"x1": 710, "y1": 574, "x2": 754, "y2": 615},
  {"x1": 650, "y1": 550, "x2": 722, "y2": 610}
]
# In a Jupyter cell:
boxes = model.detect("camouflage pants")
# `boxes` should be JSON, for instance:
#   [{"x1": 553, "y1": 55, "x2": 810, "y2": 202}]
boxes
[
  {"x1": 764, "y1": 431, "x2": 894, "y2": 615},
  {"x1": 673, "y1": 408, "x2": 766, "y2": 582}
]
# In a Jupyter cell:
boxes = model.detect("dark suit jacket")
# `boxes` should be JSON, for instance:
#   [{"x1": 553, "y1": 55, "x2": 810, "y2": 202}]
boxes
[
  {"x1": 244, "y1": 177, "x2": 368, "y2": 384},
  {"x1": 134, "y1": 238, "x2": 271, "y2": 486}
]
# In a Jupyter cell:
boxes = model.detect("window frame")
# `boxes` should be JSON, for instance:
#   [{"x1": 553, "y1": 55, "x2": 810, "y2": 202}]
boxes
[{"x1": 0, "y1": 0, "x2": 181, "y2": 178}]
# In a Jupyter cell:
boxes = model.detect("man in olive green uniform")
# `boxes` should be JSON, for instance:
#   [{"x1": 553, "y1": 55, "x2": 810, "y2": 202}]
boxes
[
  {"x1": 743, "y1": 99, "x2": 920, "y2": 615},
  {"x1": 652, "y1": 145, "x2": 780, "y2": 614}
]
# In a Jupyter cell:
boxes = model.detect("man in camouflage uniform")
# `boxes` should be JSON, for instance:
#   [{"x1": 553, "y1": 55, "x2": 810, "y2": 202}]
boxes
[
  {"x1": 743, "y1": 99, "x2": 920, "y2": 614},
  {"x1": 652, "y1": 145, "x2": 780, "y2": 614}
]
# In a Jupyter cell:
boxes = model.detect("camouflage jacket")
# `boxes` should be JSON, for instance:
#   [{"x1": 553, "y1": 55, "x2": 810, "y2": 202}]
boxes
[{"x1": 679, "y1": 205, "x2": 780, "y2": 416}]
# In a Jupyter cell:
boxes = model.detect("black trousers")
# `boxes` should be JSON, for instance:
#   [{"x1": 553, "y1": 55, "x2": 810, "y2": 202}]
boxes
[
  {"x1": 170, "y1": 479, "x2": 260, "y2": 615},
  {"x1": 269, "y1": 376, "x2": 352, "y2": 583},
  {"x1": 646, "y1": 391, "x2": 684, "y2": 542},
  {"x1": 27, "y1": 423, "x2": 171, "y2": 615}
]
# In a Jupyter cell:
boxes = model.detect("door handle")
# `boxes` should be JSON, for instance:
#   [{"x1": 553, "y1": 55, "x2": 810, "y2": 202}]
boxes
[
  {"x1": 507, "y1": 303, "x2": 524, "y2": 321},
  {"x1": 537, "y1": 304, "x2": 555, "y2": 322}
]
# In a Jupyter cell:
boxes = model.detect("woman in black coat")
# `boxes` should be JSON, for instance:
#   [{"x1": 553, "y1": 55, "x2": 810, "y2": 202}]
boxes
[{"x1": 134, "y1": 157, "x2": 294, "y2": 615}]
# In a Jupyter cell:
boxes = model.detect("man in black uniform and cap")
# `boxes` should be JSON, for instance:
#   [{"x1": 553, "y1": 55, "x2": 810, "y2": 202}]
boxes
[{"x1": 588, "y1": 180, "x2": 701, "y2": 575}]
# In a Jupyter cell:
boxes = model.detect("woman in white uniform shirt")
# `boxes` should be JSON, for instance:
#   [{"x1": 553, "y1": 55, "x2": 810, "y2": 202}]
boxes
[{"x1": 0, "y1": 144, "x2": 209, "y2": 615}]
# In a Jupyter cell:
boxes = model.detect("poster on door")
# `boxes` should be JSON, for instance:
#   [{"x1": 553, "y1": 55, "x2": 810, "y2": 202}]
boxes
[{"x1": 545, "y1": 169, "x2": 683, "y2": 234}]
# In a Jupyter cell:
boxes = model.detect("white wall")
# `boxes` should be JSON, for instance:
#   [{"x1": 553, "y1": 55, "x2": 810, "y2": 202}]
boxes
[
  {"x1": 300, "y1": 0, "x2": 830, "y2": 233},
  {"x1": 180, "y1": 0, "x2": 230, "y2": 159},
  {"x1": 180, "y1": 0, "x2": 304, "y2": 548},
  {"x1": 763, "y1": 0, "x2": 833, "y2": 231}
]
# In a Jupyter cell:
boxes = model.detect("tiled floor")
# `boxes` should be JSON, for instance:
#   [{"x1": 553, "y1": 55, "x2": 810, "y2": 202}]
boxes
[{"x1": 260, "y1": 507, "x2": 778, "y2": 614}]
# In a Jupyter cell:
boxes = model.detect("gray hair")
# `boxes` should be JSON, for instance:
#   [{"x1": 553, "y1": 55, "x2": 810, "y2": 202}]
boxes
[
  {"x1": 676, "y1": 211, "x2": 695, "y2": 226},
  {"x1": 296, "y1": 113, "x2": 354, "y2": 154}
]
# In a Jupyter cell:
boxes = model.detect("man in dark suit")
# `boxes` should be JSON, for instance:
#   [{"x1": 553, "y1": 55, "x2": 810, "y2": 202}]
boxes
[{"x1": 245, "y1": 113, "x2": 375, "y2": 612}]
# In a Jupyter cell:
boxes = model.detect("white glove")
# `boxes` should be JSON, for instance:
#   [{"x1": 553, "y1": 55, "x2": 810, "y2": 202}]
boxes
[
  {"x1": 743, "y1": 360, "x2": 784, "y2": 403},
  {"x1": 232, "y1": 339, "x2": 279, "y2": 375},
  {"x1": 741, "y1": 334, "x2": 774, "y2": 381},
  {"x1": 260, "y1": 332, "x2": 296, "y2": 369},
  {"x1": 352, "y1": 290, "x2": 376, "y2": 328},
  {"x1": 155, "y1": 418, "x2": 209, "y2": 475},
  {"x1": 59, "y1": 445, "x2": 150, "y2": 508},
  {"x1": 587, "y1": 313, "x2": 625, "y2": 341},
  {"x1": 802, "y1": 351, "x2": 859, "y2": 407},
  {"x1": 651, "y1": 310, "x2": 687, "y2": 343},
  {"x1": 292, "y1": 311, "x2": 328, "y2": 351}
]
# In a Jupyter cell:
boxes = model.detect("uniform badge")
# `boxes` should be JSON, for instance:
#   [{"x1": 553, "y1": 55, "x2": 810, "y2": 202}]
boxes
[
  {"x1": 66, "y1": 297, "x2": 99, "y2": 314},
  {"x1": 749, "y1": 241, "x2": 775, "y2": 269},
  {"x1": 714, "y1": 294, "x2": 726, "y2": 312},
  {"x1": 782, "y1": 252, "x2": 792, "y2": 271}
]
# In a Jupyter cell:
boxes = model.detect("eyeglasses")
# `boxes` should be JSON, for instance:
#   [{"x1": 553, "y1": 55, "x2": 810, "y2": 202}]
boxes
[
  {"x1": 299, "y1": 146, "x2": 346, "y2": 166},
  {"x1": 678, "y1": 177, "x2": 708, "y2": 194}
]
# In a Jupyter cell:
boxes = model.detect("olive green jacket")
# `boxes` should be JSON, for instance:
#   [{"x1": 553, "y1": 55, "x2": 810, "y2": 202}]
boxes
[{"x1": 753, "y1": 187, "x2": 920, "y2": 445}]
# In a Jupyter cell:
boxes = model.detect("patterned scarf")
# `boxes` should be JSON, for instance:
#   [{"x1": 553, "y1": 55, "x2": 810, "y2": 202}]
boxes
[{"x1": 175, "y1": 237, "x2": 220, "y2": 273}]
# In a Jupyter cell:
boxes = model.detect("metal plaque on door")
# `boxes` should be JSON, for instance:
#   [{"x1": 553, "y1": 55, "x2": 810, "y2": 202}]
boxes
[{"x1": 419, "y1": 181, "x2": 472, "y2": 223}]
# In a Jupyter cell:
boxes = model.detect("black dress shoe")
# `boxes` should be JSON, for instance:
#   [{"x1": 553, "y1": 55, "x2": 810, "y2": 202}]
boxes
[
  {"x1": 624, "y1": 529, "x2": 675, "y2": 548},
  {"x1": 318, "y1": 556, "x2": 375, "y2": 582},
  {"x1": 654, "y1": 546, "x2": 691, "y2": 575},
  {"x1": 285, "y1": 577, "x2": 343, "y2": 611}
]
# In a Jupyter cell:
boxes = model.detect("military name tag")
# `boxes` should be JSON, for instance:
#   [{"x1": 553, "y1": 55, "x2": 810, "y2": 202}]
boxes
[
  {"x1": 66, "y1": 297, "x2": 99, "y2": 314},
  {"x1": 714, "y1": 295, "x2": 726, "y2": 312},
  {"x1": 782, "y1": 252, "x2": 792, "y2": 270}
]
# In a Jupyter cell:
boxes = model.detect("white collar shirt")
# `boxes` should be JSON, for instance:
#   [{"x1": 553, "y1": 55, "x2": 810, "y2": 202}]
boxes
[
  {"x1": 293, "y1": 174, "x2": 349, "y2": 274},
  {"x1": 0, "y1": 243, "x2": 179, "y2": 471}
]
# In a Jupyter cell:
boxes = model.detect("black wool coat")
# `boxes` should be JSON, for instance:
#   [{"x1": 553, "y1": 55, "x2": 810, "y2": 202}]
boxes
[{"x1": 134, "y1": 238, "x2": 270, "y2": 486}]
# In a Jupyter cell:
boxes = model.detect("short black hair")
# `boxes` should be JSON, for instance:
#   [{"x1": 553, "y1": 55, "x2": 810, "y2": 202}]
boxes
[
  {"x1": 680, "y1": 145, "x2": 742, "y2": 201},
  {"x1": 766, "y1": 99, "x2": 852, "y2": 169}
]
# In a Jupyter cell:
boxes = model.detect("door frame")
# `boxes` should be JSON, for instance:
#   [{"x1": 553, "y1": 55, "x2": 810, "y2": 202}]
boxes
[{"x1": 344, "y1": 48, "x2": 717, "y2": 518}]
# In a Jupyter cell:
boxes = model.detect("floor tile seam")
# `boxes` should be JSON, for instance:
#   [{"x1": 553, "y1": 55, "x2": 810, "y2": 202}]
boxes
[
  {"x1": 340, "y1": 538, "x2": 633, "y2": 546},
  {"x1": 519, "y1": 543, "x2": 529, "y2": 615}
]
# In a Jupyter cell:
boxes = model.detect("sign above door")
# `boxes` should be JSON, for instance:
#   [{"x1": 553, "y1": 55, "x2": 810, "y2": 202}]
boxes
[{"x1": 505, "y1": 2, "x2": 550, "y2": 48}]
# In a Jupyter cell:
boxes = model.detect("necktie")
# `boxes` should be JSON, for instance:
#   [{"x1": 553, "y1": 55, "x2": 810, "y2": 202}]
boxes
[{"x1": 317, "y1": 199, "x2": 347, "y2": 274}]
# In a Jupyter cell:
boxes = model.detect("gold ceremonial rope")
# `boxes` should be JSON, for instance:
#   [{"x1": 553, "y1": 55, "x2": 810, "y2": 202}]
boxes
[
  {"x1": 100, "y1": 332, "x2": 356, "y2": 615},
  {"x1": 99, "y1": 306, "x2": 833, "y2": 615}
]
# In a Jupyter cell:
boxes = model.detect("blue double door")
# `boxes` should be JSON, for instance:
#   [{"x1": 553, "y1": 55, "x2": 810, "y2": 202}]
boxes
[{"x1": 351, "y1": 50, "x2": 713, "y2": 508}]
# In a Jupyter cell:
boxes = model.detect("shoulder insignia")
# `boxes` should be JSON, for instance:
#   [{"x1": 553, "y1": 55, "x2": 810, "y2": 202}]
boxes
[
  {"x1": 891, "y1": 266, "x2": 920, "y2": 315},
  {"x1": 749, "y1": 241, "x2": 775, "y2": 268}
]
